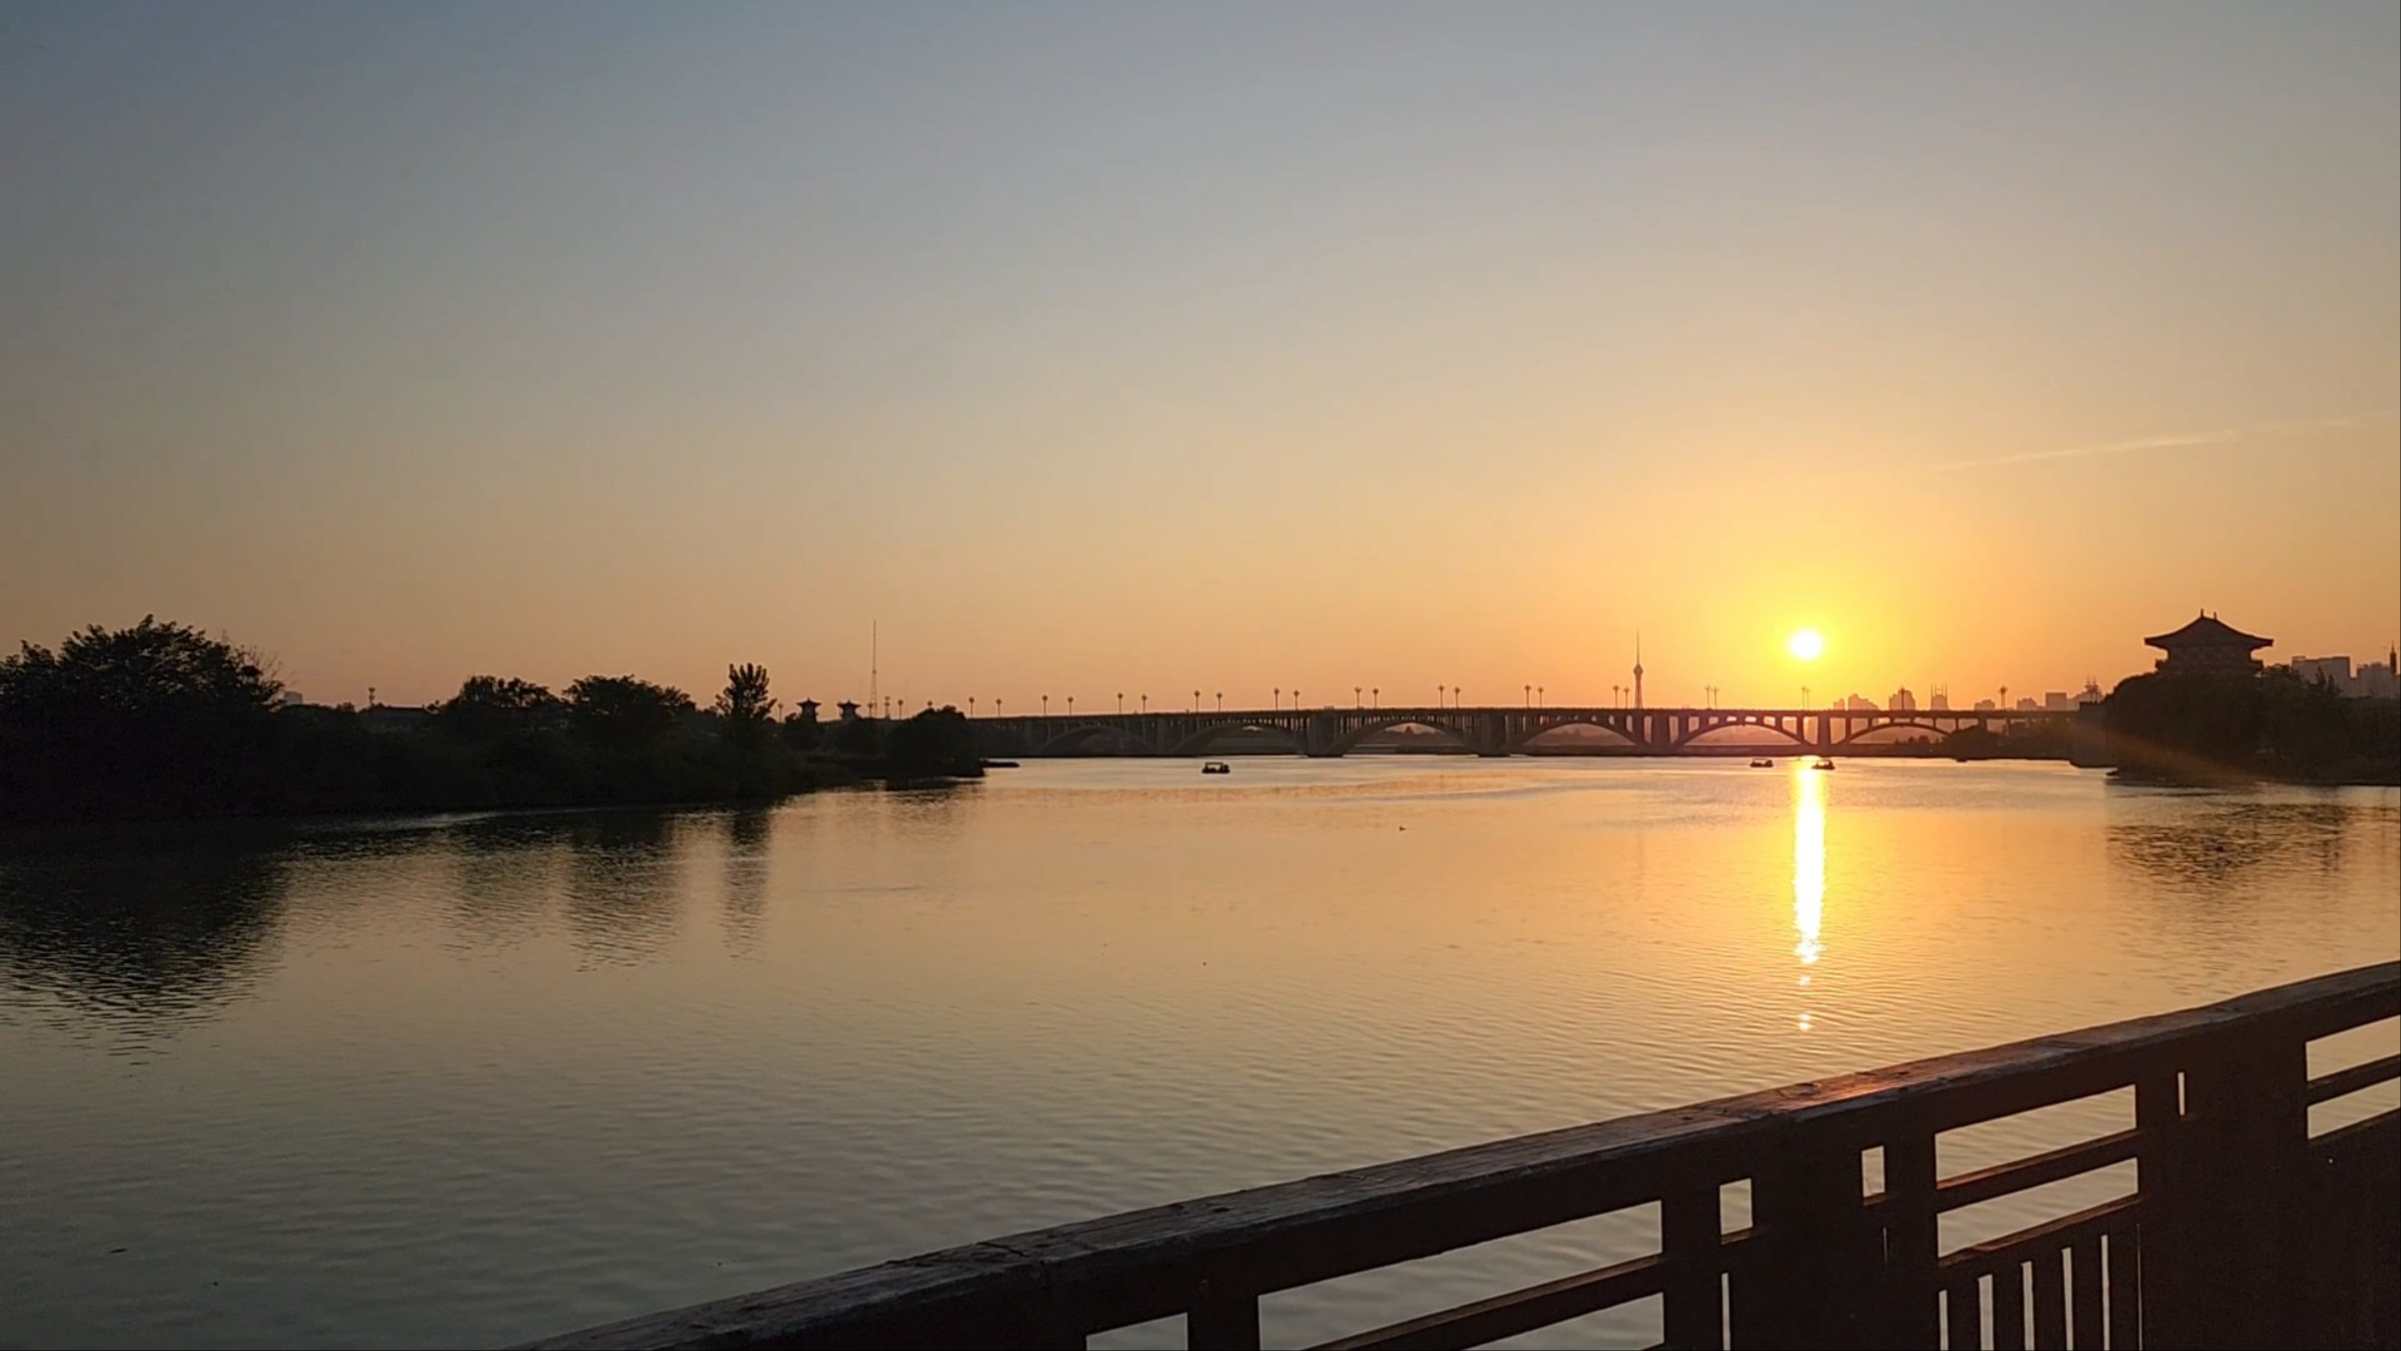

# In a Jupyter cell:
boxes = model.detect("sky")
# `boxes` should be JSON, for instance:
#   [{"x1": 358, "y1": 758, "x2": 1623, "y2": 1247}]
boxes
[{"x1": 5, "y1": 2, "x2": 2397, "y2": 712}]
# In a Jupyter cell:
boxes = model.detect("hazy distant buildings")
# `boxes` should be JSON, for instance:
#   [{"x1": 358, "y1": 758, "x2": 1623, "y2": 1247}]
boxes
[
  {"x1": 2289, "y1": 649, "x2": 2401, "y2": 699},
  {"x1": 1929, "y1": 687, "x2": 1950, "y2": 712},
  {"x1": 2292, "y1": 655, "x2": 2352, "y2": 687},
  {"x1": 2361, "y1": 658, "x2": 2400, "y2": 699},
  {"x1": 2145, "y1": 612, "x2": 2271, "y2": 676},
  {"x1": 2015, "y1": 697, "x2": 2040, "y2": 711},
  {"x1": 2044, "y1": 691, "x2": 2074, "y2": 711},
  {"x1": 1889, "y1": 687, "x2": 1917, "y2": 712},
  {"x1": 1973, "y1": 698, "x2": 1997, "y2": 712},
  {"x1": 1844, "y1": 693, "x2": 1877, "y2": 711}
]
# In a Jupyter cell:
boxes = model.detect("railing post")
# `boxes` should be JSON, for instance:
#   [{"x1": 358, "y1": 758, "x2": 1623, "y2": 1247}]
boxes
[
  {"x1": 1662, "y1": 1183, "x2": 1724, "y2": 1349},
  {"x1": 2141, "y1": 1025, "x2": 2311, "y2": 1350},
  {"x1": 1747, "y1": 1127, "x2": 1879, "y2": 1349},
  {"x1": 1189, "y1": 1282, "x2": 1261, "y2": 1351},
  {"x1": 2132, "y1": 1069, "x2": 2187, "y2": 1348},
  {"x1": 1879, "y1": 1128, "x2": 1940, "y2": 1350}
]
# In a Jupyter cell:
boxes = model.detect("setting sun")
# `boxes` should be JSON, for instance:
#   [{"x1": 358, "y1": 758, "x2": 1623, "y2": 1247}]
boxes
[{"x1": 1788, "y1": 630, "x2": 1825, "y2": 662}]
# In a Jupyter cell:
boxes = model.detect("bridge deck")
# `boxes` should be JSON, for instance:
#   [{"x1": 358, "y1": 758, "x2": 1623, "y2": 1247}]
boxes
[{"x1": 968, "y1": 705, "x2": 2087, "y2": 758}]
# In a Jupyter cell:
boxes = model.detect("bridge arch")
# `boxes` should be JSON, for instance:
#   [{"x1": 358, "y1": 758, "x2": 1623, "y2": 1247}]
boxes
[
  {"x1": 1672, "y1": 715, "x2": 1816, "y2": 750},
  {"x1": 1829, "y1": 718, "x2": 1975, "y2": 748},
  {"x1": 1500, "y1": 717, "x2": 1642, "y2": 754},
  {"x1": 1166, "y1": 719, "x2": 1306, "y2": 757},
  {"x1": 1034, "y1": 721, "x2": 1160, "y2": 756},
  {"x1": 1328, "y1": 715, "x2": 1477, "y2": 756}
]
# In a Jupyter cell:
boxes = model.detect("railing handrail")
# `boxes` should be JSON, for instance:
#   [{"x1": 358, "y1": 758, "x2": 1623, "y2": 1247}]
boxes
[{"x1": 523, "y1": 960, "x2": 2398, "y2": 1349}]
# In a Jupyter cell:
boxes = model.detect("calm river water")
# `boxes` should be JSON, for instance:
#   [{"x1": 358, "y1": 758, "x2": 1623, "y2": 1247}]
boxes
[{"x1": 3, "y1": 759, "x2": 2396, "y2": 1349}]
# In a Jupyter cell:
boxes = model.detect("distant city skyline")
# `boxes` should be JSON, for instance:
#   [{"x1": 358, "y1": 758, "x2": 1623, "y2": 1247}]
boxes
[{"x1": 6, "y1": 5, "x2": 2395, "y2": 708}]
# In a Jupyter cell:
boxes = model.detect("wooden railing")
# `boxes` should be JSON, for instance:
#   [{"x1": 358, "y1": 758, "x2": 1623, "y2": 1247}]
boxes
[{"x1": 527, "y1": 962, "x2": 2399, "y2": 1350}]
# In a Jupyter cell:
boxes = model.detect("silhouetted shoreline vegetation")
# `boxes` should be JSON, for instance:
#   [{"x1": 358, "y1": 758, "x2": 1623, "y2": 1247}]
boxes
[
  {"x1": 0, "y1": 618, "x2": 982, "y2": 825},
  {"x1": 2102, "y1": 668, "x2": 2400, "y2": 786}
]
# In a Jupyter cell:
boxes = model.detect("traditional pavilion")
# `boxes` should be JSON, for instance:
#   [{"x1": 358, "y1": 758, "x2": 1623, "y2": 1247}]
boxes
[{"x1": 2144, "y1": 611, "x2": 2272, "y2": 676}]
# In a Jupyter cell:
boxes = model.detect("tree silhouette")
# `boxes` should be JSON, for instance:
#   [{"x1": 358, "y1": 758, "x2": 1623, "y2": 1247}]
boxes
[
  {"x1": 714, "y1": 663, "x2": 777, "y2": 745},
  {"x1": 0, "y1": 616, "x2": 282, "y2": 819},
  {"x1": 436, "y1": 675, "x2": 563, "y2": 740},
  {"x1": 567, "y1": 675, "x2": 693, "y2": 751}
]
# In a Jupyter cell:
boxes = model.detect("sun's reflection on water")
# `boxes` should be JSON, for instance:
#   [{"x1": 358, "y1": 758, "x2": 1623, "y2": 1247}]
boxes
[{"x1": 1793, "y1": 765, "x2": 1825, "y2": 1028}]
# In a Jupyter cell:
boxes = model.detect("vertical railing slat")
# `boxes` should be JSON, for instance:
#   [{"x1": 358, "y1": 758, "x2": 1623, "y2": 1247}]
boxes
[
  {"x1": 1946, "y1": 1277, "x2": 1986, "y2": 1351},
  {"x1": 1993, "y1": 1264, "x2": 2026, "y2": 1351},
  {"x1": 2104, "y1": 1225, "x2": 2139, "y2": 1350},
  {"x1": 2069, "y1": 1234, "x2": 2103, "y2": 1349},
  {"x1": 2032, "y1": 1250, "x2": 2067, "y2": 1350}
]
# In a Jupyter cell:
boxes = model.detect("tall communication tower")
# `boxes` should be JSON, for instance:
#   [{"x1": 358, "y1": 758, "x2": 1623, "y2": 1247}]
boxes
[{"x1": 1632, "y1": 633, "x2": 1644, "y2": 710}]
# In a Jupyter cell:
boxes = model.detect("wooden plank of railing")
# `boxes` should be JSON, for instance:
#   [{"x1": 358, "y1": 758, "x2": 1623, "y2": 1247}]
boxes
[
  {"x1": 1938, "y1": 1197, "x2": 2135, "y2": 1282},
  {"x1": 2305, "y1": 1052, "x2": 2400, "y2": 1104},
  {"x1": 1938, "y1": 1129, "x2": 2140, "y2": 1212},
  {"x1": 2069, "y1": 1233, "x2": 2101, "y2": 1350},
  {"x1": 523, "y1": 962, "x2": 2396, "y2": 1351},
  {"x1": 1308, "y1": 1252, "x2": 1663, "y2": 1351}
]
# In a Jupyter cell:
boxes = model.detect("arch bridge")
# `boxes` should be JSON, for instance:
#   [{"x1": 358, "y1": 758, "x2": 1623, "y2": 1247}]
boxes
[{"x1": 972, "y1": 705, "x2": 2083, "y2": 758}]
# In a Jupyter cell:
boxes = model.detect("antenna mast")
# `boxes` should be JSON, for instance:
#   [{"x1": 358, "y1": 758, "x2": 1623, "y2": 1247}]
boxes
[{"x1": 871, "y1": 621, "x2": 879, "y2": 718}]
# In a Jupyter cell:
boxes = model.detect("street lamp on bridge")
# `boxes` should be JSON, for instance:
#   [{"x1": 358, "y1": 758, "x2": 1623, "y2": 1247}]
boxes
[
  {"x1": 1612, "y1": 684, "x2": 1621, "y2": 706},
  {"x1": 969, "y1": 697, "x2": 977, "y2": 717},
  {"x1": 1193, "y1": 689, "x2": 1200, "y2": 712},
  {"x1": 1273, "y1": 687, "x2": 1280, "y2": 710},
  {"x1": 1215, "y1": 692, "x2": 1222, "y2": 712},
  {"x1": 1437, "y1": 684, "x2": 1444, "y2": 707},
  {"x1": 1141, "y1": 693, "x2": 1149, "y2": 714},
  {"x1": 1537, "y1": 685, "x2": 1544, "y2": 705},
  {"x1": 1066, "y1": 696, "x2": 1074, "y2": 716},
  {"x1": 1117, "y1": 692, "x2": 1124, "y2": 714},
  {"x1": 1042, "y1": 695, "x2": 1049, "y2": 718},
  {"x1": 1524, "y1": 684, "x2": 1531, "y2": 707},
  {"x1": 1355, "y1": 686, "x2": 1362, "y2": 708},
  {"x1": 1372, "y1": 686, "x2": 1379, "y2": 707}
]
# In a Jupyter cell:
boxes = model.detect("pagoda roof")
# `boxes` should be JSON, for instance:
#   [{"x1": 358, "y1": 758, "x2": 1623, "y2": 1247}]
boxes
[{"x1": 2144, "y1": 612, "x2": 2271, "y2": 650}]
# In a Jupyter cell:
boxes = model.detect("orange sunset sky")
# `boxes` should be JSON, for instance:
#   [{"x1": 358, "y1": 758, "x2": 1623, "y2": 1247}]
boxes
[{"x1": 6, "y1": 6, "x2": 2396, "y2": 711}]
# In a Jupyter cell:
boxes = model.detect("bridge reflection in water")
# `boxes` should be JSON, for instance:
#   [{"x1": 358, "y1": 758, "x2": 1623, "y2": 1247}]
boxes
[
  {"x1": 532, "y1": 962, "x2": 2399, "y2": 1351},
  {"x1": 972, "y1": 705, "x2": 2085, "y2": 758}
]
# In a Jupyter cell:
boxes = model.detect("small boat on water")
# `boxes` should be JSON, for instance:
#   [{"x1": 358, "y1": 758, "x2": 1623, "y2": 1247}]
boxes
[
  {"x1": 1201, "y1": 761, "x2": 1232, "y2": 775},
  {"x1": 1810, "y1": 757, "x2": 1836, "y2": 771},
  {"x1": 1749, "y1": 758, "x2": 1775, "y2": 768}
]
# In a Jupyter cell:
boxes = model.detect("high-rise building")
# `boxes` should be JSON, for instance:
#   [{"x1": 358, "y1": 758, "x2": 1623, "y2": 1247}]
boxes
[
  {"x1": 1972, "y1": 698, "x2": 1997, "y2": 712},
  {"x1": 1889, "y1": 687, "x2": 1917, "y2": 711},
  {"x1": 1929, "y1": 686, "x2": 1950, "y2": 711},
  {"x1": 1844, "y1": 693, "x2": 1878, "y2": 711},
  {"x1": 2291, "y1": 656, "x2": 2353, "y2": 689},
  {"x1": 2043, "y1": 691, "x2": 2074, "y2": 711}
]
